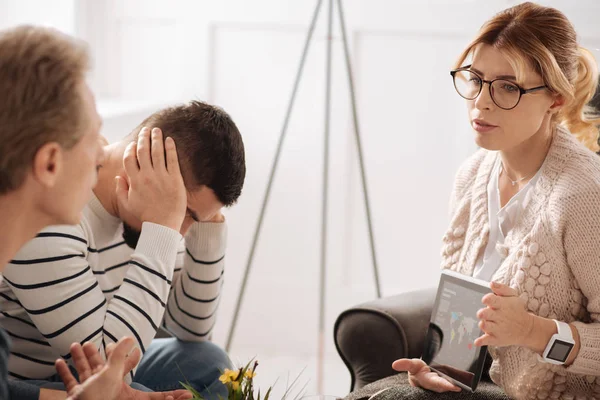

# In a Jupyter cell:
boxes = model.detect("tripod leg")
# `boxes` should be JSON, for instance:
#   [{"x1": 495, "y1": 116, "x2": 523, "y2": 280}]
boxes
[
  {"x1": 336, "y1": 0, "x2": 382, "y2": 299},
  {"x1": 225, "y1": 0, "x2": 325, "y2": 352},
  {"x1": 317, "y1": 0, "x2": 334, "y2": 393}
]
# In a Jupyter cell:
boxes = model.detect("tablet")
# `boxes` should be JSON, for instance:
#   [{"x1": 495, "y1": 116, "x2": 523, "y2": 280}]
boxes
[{"x1": 421, "y1": 269, "x2": 492, "y2": 392}]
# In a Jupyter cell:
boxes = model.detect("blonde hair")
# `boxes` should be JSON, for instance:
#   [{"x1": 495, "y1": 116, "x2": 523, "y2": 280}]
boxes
[
  {"x1": 0, "y1": 25, "x2": 90, "y2": 193},
  {"x1": 455, "y1": 2, "x2": 600, "y2": 152}
]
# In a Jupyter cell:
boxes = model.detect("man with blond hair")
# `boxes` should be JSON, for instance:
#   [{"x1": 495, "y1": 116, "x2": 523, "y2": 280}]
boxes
[
  {"x1": 0, "y1": 25, "x2": 194, "y2": 400},
  {"x1": 0, "y1": 24, "x2": 104, "y2": 399}
]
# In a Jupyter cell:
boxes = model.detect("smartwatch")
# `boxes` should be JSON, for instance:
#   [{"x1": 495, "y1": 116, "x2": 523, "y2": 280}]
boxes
[{"x1": 542, "y1": 320, "x2": 575, "y2": 365}]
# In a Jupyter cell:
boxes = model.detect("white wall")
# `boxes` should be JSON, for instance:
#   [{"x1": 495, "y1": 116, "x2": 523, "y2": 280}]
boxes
[{"x1": 0, "y1": 0, "x2": 77, "y2": 34}]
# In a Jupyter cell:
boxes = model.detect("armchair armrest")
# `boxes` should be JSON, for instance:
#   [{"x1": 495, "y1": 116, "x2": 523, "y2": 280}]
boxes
[{"x1": 333, "y1": 287, "x2": 436, "y2": 391}]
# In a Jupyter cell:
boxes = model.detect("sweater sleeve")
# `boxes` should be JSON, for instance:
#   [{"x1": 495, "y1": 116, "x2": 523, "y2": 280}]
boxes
[
  {"x1": 163, "y1": 221, "x2": 226, "y2": 341},
  {"x1": 0, "y1": 329, "x2": 39, "y2": 399},
  {"x1": 3, "y1": 222, "x2": 181, "y2": 379},
  {"x1": 562, "y1": 187, "x2": 600, "y2": 375},
  {"x1": 7, "y1": 381, "x2": 40, "y2": 400}
]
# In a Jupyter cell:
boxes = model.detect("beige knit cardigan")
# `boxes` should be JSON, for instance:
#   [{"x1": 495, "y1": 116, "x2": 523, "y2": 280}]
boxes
[{"x1": 441, "y1": 126, "x2": 600, "y2": 399}]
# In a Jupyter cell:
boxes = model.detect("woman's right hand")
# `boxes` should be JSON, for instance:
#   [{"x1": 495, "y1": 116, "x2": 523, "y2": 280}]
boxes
[{"x1": 391, "y1": 358, "x2": 461, "y2": 393}]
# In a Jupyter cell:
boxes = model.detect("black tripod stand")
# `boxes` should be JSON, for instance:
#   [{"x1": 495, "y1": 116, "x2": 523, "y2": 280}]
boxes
[{"x1": 225, "y1": 0, "x2": 382, "y2": 392}]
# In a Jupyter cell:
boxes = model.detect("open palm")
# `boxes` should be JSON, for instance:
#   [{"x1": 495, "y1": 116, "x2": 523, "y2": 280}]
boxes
[{"x1": 55, "y1": 337, "x2": 192, "y2": 400}]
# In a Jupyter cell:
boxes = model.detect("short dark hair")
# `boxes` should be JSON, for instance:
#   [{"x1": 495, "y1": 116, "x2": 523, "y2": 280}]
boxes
[{"x1": 135, "y1": 101, "x2": 246, "y2": 206}]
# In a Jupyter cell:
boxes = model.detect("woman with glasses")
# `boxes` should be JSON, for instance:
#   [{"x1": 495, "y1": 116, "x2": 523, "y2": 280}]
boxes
[{"x1": 389, "y1": 2, "x2": 600, "y2": 399}]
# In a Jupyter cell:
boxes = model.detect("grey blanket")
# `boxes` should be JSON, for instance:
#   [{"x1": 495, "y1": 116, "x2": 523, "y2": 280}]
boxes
[{"x1": 343, "y1": 373, "x2": 510, "y2": 400}]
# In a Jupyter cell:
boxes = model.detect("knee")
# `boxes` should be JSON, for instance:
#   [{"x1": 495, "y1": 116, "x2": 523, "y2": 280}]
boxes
[{"x1": 175, "y1": 340, "x2": 233, "y2": 371}]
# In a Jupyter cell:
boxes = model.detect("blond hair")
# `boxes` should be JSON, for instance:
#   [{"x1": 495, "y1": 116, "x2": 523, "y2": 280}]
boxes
[
  {"x1": 455, "y1": 2, "x2": 600, "y2": 152},
  {"x1": 0, "y1": 25, "x2": 90, "y2": 193}
]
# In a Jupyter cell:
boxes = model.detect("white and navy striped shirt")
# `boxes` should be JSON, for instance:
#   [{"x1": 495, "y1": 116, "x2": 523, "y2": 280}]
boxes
[{"x1": 0, "y1": 195, "x2": 225, "y2": 380}]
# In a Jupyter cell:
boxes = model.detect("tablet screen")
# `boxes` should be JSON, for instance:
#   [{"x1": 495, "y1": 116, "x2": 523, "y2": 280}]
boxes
[{"x1": 422, "y1": 270, "x2": 492, "y2": 391}]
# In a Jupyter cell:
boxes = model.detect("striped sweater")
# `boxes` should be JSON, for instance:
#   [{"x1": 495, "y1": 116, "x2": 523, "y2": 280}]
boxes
[{"x1": 0, "y1": 195, "x2": 226, "y2": 381}]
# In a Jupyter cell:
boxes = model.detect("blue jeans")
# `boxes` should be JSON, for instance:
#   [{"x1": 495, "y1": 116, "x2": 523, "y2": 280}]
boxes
[{"x1": 20, "y1": 339, "x2": 232, "y2": 400}]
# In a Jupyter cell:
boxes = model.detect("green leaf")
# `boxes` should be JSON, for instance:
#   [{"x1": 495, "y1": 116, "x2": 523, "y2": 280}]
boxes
[
  {"x1": 179, "y1": 381, "x2": 204, "y2": 399},
  {"x1": 264, "y1": 386, "x2": 273, "y2": 400}
]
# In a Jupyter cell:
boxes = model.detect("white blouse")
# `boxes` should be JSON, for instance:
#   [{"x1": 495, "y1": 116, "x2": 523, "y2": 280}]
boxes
[{"x1": 473, "y1": 158, "x2": 542, "y2": 281}]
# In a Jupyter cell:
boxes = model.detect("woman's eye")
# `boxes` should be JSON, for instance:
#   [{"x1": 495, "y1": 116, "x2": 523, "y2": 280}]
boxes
[{"x1": 502, "y1": 83, "x2": 518, "y2": 93}]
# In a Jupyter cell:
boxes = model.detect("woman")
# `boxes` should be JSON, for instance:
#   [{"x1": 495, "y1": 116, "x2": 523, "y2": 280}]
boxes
[{"x1": 392, "y1": 2, "x2": 600, "y2": 399}]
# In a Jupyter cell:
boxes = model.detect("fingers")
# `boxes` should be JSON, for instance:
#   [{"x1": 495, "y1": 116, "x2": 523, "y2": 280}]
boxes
[
  {"x1": 475, "y1": 332, "x2": 496, "y2": 347},
  {"x1": 407, "y1": 373, "x2": 423, "y2": 388},
  {"x1": 104, "y1": 341, "x2": 139, "y2": 375},
  {"x1": 165, "y1": 137, "x2": 181, "y2": 175},
  {"x1": 105, "y1": 342, "x2": 116, "y2": 358},
  {"x1": 106, "y1": 337, "x2": 136, "y2": 370},
  {"x1": 424, "y1": 373, "x2": 462, "y2": 393},
  {"x1": 176, "y1": 390, "x2": 194, "y2": 400},
  {"x1": 491, "y1": 281, "x2": 518, "y2": 297},
  {"x1": 123, "y1": 141, "x2": 140, "y2": 178},
  {"x1": 115, "y1": 176, "x2": 129, "y2": 210},
  {"x1": 396, "y1": 360, "x2": 461, "y2": 393},
  {"x1": 137, "y1": 127, "x2": 152, "y2": 169},
  {"x1": 123, "y1": 346, "x2": 142, "y2": 376},
  {"x1": 151, "y1": 128, "x2": 166, "y2": 170},
  {"x1": 55, "y1": 358, "x2": 79, "y2": 393},
  {"x1": 391, "y1": 358, "x2": 427, "y2": 375},
  {"x1": 70, "y1": 343, "x2": 93, "y2": 383},
  {"x1": 82, "y1": 342, "x2": 105, "y2": 375},
  {"x1": 482, "y1": 293, "x2": 500, "y2": 309},
  {"x1": 477, "y1": 307, "x2": 497, "y2": 321},
  {"x1": 148, "y1": 390, "x2": 192, "y2": 400}
]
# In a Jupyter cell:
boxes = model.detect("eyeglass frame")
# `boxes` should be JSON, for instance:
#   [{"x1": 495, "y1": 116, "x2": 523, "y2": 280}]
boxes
[{"x1": 450, "y1": 65, "x2": 548, "y2": 110}]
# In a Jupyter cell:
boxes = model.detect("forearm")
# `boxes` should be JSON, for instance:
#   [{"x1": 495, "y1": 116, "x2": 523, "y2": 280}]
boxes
[
  {"x1": 39, "y1": 388, "x2": 67, "y2": 400},
  {"x1": 523, "y1": 315, "x2": 581, "y2": 366},
  {"x1": 105, "y1": 222, "x2": 181, "y2": 352},
  {"x1": 165, "y1": 221, "x2": 225, "y2": 340}
]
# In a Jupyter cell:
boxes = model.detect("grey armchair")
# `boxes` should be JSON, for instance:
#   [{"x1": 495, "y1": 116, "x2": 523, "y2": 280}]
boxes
[
  {"x1": 334, "y1": 287, "x2": 502, "y2": 399},
  {"x1": 334, "y1": 287, "x2": 437, "y2": 391}
]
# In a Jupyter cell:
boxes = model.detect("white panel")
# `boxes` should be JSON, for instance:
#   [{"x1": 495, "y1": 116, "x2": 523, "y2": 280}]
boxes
[
  {"x1": 117, "y1": 20, "x2": 182, "y2": 100},
  {"x1": 209, "y1": 22, "x2": 334, "y2": 348},
  {"x1": 348, "y1": 31, "x2": 477, "y2": 296}
]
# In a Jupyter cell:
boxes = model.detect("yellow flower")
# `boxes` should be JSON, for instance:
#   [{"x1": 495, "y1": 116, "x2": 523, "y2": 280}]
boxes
[
  {"x1": 245, "y1": 370, "x2": 256, "y2": 379},
  {"x1": 231, "y1": 381, "x2": 240, "y2": 391},
  {"x1": 219, "y1": 369, "x2": 240, "y2": 384}
]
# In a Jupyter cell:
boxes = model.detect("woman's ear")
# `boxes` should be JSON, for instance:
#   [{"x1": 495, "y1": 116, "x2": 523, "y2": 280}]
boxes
[
  {"x1": 32, "y1": 142, "x2": 62, "y2": 188},
  {"x1": 548, "y1": 94, "x2": 566, "y2": 114}
]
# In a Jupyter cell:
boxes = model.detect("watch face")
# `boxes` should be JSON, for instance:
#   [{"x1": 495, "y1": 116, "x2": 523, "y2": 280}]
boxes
[{"x1": 547, "y1": 340, "x2": 574, "y2": 362}]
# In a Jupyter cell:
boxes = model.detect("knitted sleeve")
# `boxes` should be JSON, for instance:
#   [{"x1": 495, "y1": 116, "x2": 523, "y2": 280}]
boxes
[{"x1": 562, "y1": 185, "x2": 600, "y2": 376}]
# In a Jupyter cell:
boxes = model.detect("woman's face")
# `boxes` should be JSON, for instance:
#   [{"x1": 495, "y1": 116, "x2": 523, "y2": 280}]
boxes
[{"x1": 465, "y1": 44, "x2": 557, "y2": 151}]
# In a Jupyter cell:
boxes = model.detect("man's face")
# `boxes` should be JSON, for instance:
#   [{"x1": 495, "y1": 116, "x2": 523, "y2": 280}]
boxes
[
  {"x1": 42, "y1": 82, "x2": 104, "y2": 225},
  {"x1": 122, "y1": 185, "x2": 224, "y2": 248}
]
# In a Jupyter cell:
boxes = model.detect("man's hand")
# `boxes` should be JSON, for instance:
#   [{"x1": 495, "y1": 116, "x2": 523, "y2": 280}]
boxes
[
  {"x1": 475, "y1": 282, "x2": 535, "y2": 348},
  {"x1": 55, "y1": 337, "x2": 192, "y2": 400},
  {"x1": 208, "y1": 212, "x2": 225, "y2": 223},
  {"x1": 391, "y1": 358, "x2": 461, "y2": 393},
  {"x1": 115, "y1": 127, "x2": 187, "y2": 232}
]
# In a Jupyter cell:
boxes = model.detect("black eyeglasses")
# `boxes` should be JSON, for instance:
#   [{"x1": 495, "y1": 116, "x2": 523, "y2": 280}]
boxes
[{"x1": 450, "y1": 66, "x2": 547, "y2": 110}]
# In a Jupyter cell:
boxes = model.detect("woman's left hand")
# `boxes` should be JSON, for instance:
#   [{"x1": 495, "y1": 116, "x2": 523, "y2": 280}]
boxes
[{"x1": 474, "y1": 282, "x2": 535, "y2": 348}]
